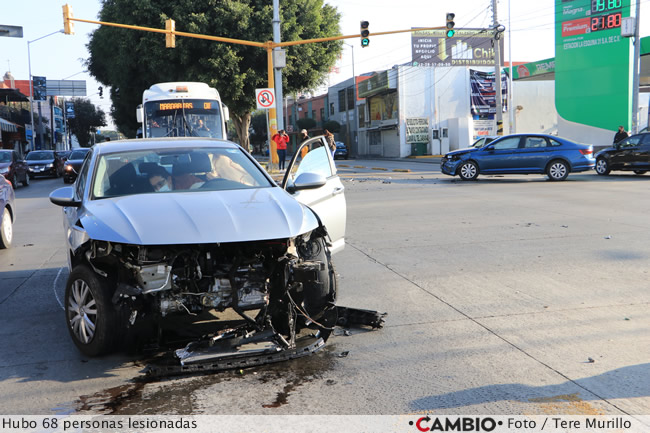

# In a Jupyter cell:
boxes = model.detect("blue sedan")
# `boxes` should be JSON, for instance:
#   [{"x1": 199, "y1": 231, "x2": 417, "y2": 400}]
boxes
[{"x1": 440, "y1": 134, "x2": 595, "y2": 181}]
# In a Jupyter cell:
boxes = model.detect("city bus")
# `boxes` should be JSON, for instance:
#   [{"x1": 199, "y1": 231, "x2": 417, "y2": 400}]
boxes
[{"x1": 136, "y1": 82, "x2": 229, "y2": 139}]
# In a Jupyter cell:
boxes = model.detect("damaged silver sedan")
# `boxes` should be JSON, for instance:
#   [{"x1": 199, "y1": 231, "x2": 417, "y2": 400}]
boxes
[{"x1": 50, "y1": 137, "x2": 382, "y2": 372}]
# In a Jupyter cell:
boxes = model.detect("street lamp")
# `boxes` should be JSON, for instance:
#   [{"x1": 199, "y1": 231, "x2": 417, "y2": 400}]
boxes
[
  {"x1": 342, "y1": 42, "x2": 356, "y2": 156},
  {"x1": 27, "y1": 29, "x2": 64, "y2": 151}
]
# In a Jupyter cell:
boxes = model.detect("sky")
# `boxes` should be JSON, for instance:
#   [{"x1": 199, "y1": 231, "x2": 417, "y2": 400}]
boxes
[{"x1": 2, "y1": 0, "x2": 649, "y2": 128}]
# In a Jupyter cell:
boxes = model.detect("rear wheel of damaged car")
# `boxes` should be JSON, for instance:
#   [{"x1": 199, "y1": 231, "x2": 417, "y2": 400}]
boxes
[
  {"x1": 595, "y1": 158, "x2": 610, "y2": 175},
  {"x1": 458, "y1": 160, "x2": 479, "y2": 181},
  {"x1": 546, "y1": 159, "x2": 569, "y2": 181},
  {"x1": 65, "y1": 265, "x2": 120, "y2": 356}
]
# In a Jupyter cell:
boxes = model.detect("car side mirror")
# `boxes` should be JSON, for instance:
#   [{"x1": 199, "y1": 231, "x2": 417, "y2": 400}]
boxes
[
  {"x1": 484, "y1": 145, "x2": 495, "y2": 151},
  {"x1": 287, "y1": 172, "x2": 327, "y2": 193},
  {"x1": 49, "y1": 186, "x2": 81, "y2": 207}
]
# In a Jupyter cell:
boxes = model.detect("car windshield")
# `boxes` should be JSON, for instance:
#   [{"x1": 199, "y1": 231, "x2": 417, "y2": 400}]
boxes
[
  {"x1": 0, "y1": 153, "x2": 11, "y2": 163},
  {"x1": 472, "y1": 137, "x2": 495, "y2": 148},
  {"x1": 91, "y1": 147, "x2": 272, "y2": 199},
  {"x1": 26, "y1": 151, "x2": 54, "y2": 161},
  {"x1": 69, "y1": 150, "x2": 88, "y2": 160}
]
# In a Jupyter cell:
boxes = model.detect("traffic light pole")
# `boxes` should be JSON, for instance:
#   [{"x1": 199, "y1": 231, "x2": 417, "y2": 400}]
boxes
[{"x1": 62, "y1": 3, "x2": 447, "y2": 153}]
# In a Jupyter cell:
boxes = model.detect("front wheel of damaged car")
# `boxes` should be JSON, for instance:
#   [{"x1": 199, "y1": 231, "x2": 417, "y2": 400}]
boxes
[
  {"x1": 458, "y1": 161, "x2": 479, "y2": 181},
  {"x1": 65, "y1": 265, "x2": 120, "y2": 356}
]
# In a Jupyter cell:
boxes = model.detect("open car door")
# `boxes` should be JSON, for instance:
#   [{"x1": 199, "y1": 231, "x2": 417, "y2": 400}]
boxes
[{"x1": 282, "y1": 136, "x2": 346, "y2": 254}]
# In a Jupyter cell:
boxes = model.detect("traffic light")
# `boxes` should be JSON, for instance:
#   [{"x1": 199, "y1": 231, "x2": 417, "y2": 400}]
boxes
[
  {"x1": 165, "y1": 19, "x2": 175, "y2": 48},
  {"x1": 360, "y1": 21, "x2": 369, "y2": 48},
  {"x1": 446, "y1": 13, "x2": 455, "y2": 38},
  {"x1": 98, "y1": 86, "x2": 103, "y2": 98},
  {"x1": 62, "y1": 4, "x2": 74, "y2": 35}
]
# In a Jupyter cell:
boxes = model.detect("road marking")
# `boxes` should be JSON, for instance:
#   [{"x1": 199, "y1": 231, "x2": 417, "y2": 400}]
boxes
[
  {"x1": 53, "y1": 267, "x2": 64, "y2": 311},
  {"x1": 371, "y1": 167, "x2": 388, "y2": 171}
]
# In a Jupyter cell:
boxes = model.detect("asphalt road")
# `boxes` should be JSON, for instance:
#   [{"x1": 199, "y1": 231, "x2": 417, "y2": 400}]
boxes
[{"x1": 1, "y1": 162, "x2": 649, "y2": 418}]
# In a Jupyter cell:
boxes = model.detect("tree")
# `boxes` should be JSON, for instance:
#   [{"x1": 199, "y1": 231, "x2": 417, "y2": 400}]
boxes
[
  {"x1": 323, "y1": 120, "x2": 340, "y2": 133},
  {"x1": 67, "y1": 99, "x2": 107, "y2": 147},
  {"x1": 296, "y1": 117, "x2": 317, "y2": 131},
  {"x1": 86, "y1": 0, "x2": 342, "y2": 148}
]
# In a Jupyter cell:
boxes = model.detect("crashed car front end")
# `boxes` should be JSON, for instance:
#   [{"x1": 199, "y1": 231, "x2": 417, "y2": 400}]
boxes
[{"x1": 68, "y1": 226, "x2": 337, "y2": 361}]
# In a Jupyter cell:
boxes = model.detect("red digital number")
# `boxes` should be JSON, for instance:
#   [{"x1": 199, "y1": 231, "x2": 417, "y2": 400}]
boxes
[{"x1": 608, "y1": 13, "x2": 621, "y2": 28}]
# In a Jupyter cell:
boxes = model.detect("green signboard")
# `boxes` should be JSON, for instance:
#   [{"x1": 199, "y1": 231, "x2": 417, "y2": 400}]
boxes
[{"x1": 555, "y1": 0, "x2": 632, "y2": 130}]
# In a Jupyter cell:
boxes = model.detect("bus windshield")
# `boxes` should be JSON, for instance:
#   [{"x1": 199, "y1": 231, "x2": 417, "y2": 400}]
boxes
[{"x1": 144, "y1": 99, "x2": 223, "y2": 139}]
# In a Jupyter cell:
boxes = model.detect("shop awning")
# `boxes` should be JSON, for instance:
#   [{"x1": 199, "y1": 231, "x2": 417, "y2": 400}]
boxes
[{"x1": 0, "y1": 118, "x2": 18, "y2": 133}]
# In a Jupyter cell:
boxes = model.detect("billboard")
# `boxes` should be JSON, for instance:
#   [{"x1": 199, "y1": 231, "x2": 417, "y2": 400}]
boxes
[
  {"x1": 411, "y1": 29, "x2": 504, "y2": 67},
  {"x1": 32, "y1": 76, "x2": 46, "y2": 101},
  {"x1": 555, "y1": 0, "x2": 632, "y2": 130},
  {"x1": 470, "y1": 69, "x2": 508, "y2": 116}
]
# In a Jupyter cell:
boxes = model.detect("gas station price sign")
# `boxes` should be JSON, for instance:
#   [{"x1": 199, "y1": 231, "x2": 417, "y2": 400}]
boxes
[
  {"x1": 591, "y1": 0, "x2": 621, "y2": 13},
  {"x1": 555, "y1": 0, "x2": 632, "y2": 132}
]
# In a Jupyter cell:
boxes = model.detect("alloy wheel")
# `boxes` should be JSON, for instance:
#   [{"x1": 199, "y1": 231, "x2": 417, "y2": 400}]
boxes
[{"x1": 67, "y1": 279, "x2": 98, "y2": 344}]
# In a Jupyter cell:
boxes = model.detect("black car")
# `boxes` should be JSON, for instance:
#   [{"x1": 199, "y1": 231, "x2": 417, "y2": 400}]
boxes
[
  {"x1": 595, "y1": 133, "x2": 650, "y2": 175},
  {"x1": 0, "y1": 150, "x2": 30, "y2": 189},
  {"x1": 62, "y1": 148, "x2": 90, "y2": 183},
  {"x1": 334, "y1": 141, "x2": 348, "y2": 160},
  {"x1": 25, "y1": 150, "x2": 65, "y2": 178}
]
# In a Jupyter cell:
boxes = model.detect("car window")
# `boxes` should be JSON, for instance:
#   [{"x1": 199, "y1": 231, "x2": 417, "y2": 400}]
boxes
[
  {"x1": 75, "y1": 149, "x2": 93, "y2": 201},
  {"x1": 640, "y1": 134, "x2": 650, "y2": 146},
  {"x1": 26, "y1": 151, "x2": 54, "y2": 161},
  {"x1": 524, "y1": 137, "x2": 548, "y2": 148},
  {"x1": 492, "y1": 137, "x2": 520, "y2": 150},
  {"x1": 91, "y1": 147, "x2": 271, "y2": 199},
  {"x1": 294, "y1": 143, "x2": 333, "y2": 179},
  {"x1": 548, "y1": 138, "x2": 563, "y2": 147},
  {"x1": 619, "y1": 136, "x2": 641, "y2": 148},
  {"x1": 0, "y1": 152, "x2": 10, "y2": 163},
  {"x1": 69, "y1": 150, "x2": 88, "y2": 160}
]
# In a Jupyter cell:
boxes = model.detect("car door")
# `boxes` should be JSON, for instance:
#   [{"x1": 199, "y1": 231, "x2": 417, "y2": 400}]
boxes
[
  {"x1": 610, "y1": 135, "x2": 642, "y2": 169},
  {"x1": 62, "y1": 149, "x2": 93, "y2": 259},
  {"x1": 513, "y1": 135, "x2": 551, "y2": 172},
  {"x1": 632, "y1": 133, "x2": 650, "y2": 170},
  {"x1": 477, "y1": 136, "x2": 523, "y2": 173},
  {"x1": 282, "y1": 136, "x2": 346, "y2": 254}
]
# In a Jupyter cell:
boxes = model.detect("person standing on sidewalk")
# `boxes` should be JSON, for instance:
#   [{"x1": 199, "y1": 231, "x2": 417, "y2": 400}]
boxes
[
  {"x1": 299, "y1": 129, "x2": 310, "y2": 159},
  {"x1": 613, "y1": 125, "x2": 629, "y2": 144},
  {"x1": 273, "y1": 129, "x2": 289, "y2": 170}
]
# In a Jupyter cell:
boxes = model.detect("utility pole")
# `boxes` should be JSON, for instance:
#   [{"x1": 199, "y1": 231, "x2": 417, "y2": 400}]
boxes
[
  {"x1": 631, "y1": 0, "x2": 641, "y2": 134},
  {"x1": 492, "y1": 0, "x2": 503, "y2": 136},
  {"x1": 272, "y1": 0, "x2": 284, "y2": 134}
]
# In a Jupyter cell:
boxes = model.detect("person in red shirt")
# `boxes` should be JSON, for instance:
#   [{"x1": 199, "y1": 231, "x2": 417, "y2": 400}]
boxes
[{"x1": 273, "y1": 129, "x2": 289, "y2": 170}]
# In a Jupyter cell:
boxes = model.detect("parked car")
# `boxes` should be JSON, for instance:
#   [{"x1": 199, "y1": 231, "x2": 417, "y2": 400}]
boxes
[
  {"x1": 25, "y1": 150, "x2": 64, "y2": 178},
  {"x1": 440, "y1": 134, "x2": 595, "y2": 181},
  {"x1": 49, "y1": 136, "x2": 346, "y2": 359},
  {"x1": 0, "y1": 174, "x2": 15, "y2": 249},
  {"x1": 595, "y1": 133, "x2": 650, "y2": 176},
  {"x1": 0, "y1": 150, "x2": 30, "y2": 188},
  {"x1": 334, "y1": 141, "x2": 349, "y2": 160},
  {"x1": 63, "y1": 148, "x2": 90, "y2": 183},
  {"x1": 471, "y1": 135, "x2": 499, "y2": 148}
]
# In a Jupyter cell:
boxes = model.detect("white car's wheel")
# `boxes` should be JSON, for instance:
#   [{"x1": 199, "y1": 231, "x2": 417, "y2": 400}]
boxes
[
  {"x1": 0, "y1": 207, "x2": 12, "y2": 249},
  {"x1": 65, "y1": 265, "x2": 120, "y2": 356}
]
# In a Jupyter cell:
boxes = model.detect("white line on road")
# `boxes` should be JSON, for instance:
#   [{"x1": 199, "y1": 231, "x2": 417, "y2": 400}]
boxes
[{"x1": 53, "y1": 267, "x2": 64, "y2": 311}]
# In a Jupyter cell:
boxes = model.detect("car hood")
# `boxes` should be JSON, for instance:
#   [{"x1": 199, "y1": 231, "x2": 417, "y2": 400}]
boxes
[
  {"x1": 445, "y1": 147, "x2": 480, "y2": 157},
  {"x1": 79, "y1": 187, "x2": 319, "y2": 245},
  {"x1": 0, "y1": 163, "x2": 9, "y2": 170},
  {"x1": 595, "y1": 146, "x2": 616, "y2": 157}
]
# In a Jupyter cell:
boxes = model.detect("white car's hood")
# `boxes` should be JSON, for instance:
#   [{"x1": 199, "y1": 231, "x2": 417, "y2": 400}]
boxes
[{"x1": 80, "y1": 187, "x2": 319, "y2": 245}]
